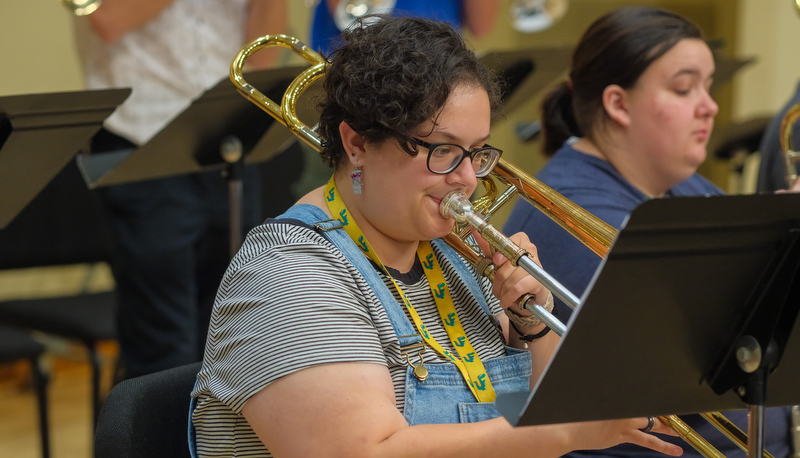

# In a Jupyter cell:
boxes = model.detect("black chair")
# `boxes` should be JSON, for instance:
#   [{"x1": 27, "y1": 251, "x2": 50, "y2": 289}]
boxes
[
  {"x1": 94, "y1": 361, "x2": 201, "y2": 458},
  {"x1": 0, "y1": 291, "x2": 115, "y2": 428},
  {"x1": 0, "y1": 160, "x2": 117, "y2": 432},
  {"x1": 0, "y1": 324, "x2": 50, "y2": 458}
]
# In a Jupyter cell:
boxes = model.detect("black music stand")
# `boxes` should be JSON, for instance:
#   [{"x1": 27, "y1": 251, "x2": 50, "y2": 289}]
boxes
[
  {"x1": 479, "y1": 46, "x2": 573, "y2": 116},
  {"x1": 712, "y1": 53, "x2": 754, "y2": 93},
  {"x1": 0, "y1": 88, "x2": 131, "y2": 229},
  {"x1": 77, "y1": 65, "x2": 315, "y2": 255},
  {"x1": 495, "y1": 193, "x2": 800, "y2": 458}
]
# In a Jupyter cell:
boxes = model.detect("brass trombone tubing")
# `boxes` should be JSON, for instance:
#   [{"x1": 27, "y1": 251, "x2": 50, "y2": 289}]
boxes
[
  {"x1": 701, "y1": 412, "x2": 775, "y2": 458},
  {"x1": 230, "y1": 34, "x2": 326, "y2": 152},
  {"x1": 779, "y1": 103, "x2": 800, "y2": 188},
  {"x1": 493, "y1": 158, "x2": 615, "y2": 259},
  {"x1": 229, "y1": 33, "x2": 760, "y2": 458}
]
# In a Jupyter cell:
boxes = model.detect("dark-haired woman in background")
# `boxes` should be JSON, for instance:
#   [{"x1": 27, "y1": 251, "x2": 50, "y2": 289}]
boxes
[
  {"x1": 189, "y1": 15, "x2": 683, "y2": 458},
  {"x1": 503, "y1": 6, "x2": 793, "y2": 458}
]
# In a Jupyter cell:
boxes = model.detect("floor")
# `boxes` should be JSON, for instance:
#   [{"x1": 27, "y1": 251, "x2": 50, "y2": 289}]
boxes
[
  {"x1": 0, "y1": 263, "x2": 117, "y2": 458},
  {"x1": 0, "y1": 343, "x2": 118, "y2": 458}
]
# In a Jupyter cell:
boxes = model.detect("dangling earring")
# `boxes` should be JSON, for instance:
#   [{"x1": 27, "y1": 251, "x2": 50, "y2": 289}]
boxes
[{"x1": 351, "y1": 167, "x2": 363, "y2": 194}]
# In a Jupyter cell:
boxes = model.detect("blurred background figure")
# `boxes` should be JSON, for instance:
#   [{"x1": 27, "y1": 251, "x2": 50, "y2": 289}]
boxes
[
  {"x1": 73, "y1": 0, "x2": 287, "y2": 379},
  {"x1": 502, "y1": 6, "x2": 793, "y2": 458},
  {"x1": 309, "y1": 0, "x2": 499, "y2": 55}
]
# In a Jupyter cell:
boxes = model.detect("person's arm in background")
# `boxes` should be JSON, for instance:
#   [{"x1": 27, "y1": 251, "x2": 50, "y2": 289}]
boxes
[
  {"x1": 462, "y1": 0, "x2": 499, "y2": 39},
  {"x1": 324, "y1": 0, "x2": 340, "y2": 15},
  {"x1": 245, "y1": 0, "x2": 288, "y2": 70},
  {"x1": 87, "y1": 0, "x2": 176, "y2": 43}
]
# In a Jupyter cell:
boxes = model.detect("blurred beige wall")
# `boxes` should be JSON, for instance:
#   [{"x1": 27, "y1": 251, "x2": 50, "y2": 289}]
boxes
[
  {"x1": 0, "y1": 0, "x2": 84, "y2": 96},
  {"x1": 733, "y1": 0, "x2": 800, "y2": 121},
  {"x1": 0, "y1": 0, "x2": 796, "y2": 187},
  {"x1": 3, "y1": 1, "x2": 796, "y2": 111},
  {"x1": 0, "y1": 0, "x2": 316, "y2": 97}
]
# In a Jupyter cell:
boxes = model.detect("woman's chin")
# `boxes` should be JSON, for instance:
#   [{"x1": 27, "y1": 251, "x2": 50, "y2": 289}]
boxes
[{"x1": 428, "y1": 219, "x2": 457, "y2": 240}]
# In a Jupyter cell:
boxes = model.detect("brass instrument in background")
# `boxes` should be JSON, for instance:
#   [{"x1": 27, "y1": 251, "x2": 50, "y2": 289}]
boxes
[
  {"x1": 779, "y1": 103, "x2": 800, "y2": 188},
  {"x1": 60, "y1": 0, "x2": 102, "y2": 16},
  {"x1": 230, "y1": 34, "x2": 771, "y2": 458},
  {"x1": 333, "y1": 0, "x2": 397, "y2": 31},
  {"x1": 784, "y1": 0, "x2": 800, "y2": 190},
  {"x1": 510, "y1": 0, "x2": 569, "y2": 33}
]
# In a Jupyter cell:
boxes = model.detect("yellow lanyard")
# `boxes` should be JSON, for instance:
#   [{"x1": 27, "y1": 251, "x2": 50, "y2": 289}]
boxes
[{"x1": 324, "y1": 176, "x2": 495, "y2": 402}]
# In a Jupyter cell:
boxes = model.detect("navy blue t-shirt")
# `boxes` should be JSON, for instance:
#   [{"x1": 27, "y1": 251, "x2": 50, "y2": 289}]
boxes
[
  {"x1": 503, "y1": 142, "x2": 791, "y2": 458},
  {"x1": 504, "y1": 142, "x2": 724, "y2": 321}
]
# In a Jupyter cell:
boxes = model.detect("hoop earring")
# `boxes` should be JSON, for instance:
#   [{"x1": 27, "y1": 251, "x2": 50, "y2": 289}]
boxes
[{"x1": 351, "y1": 167, "x2": 363, "y2": 194}]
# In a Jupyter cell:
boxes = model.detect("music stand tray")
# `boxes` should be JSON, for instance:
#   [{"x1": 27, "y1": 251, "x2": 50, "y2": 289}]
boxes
[
  {"x1": 77, "y1": 65, "x2": 313, "y2": 189},
  {"x1": 479, "y1": 46, "x2": 573, "y2": 116},
  {"x1": 496, "y1": 193, "x2": 800, "y2": 428},
  {"x1": 0, "y1": 88, "x2": 130, "y2": 228}
]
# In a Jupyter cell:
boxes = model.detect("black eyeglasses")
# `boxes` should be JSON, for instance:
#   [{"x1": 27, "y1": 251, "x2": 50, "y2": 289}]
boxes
[{"x1": 413, "y1": 138, "x2": 503, "y2": 177}]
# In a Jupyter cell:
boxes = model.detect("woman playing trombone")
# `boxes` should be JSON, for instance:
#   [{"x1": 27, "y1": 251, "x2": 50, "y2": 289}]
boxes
[{"x1": 190, "y1": 15, "x2": 681, "y2": 457}]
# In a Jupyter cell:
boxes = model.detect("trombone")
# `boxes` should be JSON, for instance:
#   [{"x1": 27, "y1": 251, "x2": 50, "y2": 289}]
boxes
[
  {"x1": 230, "y1": 34, "x2": 772, "y2": 458},
  {"x1": 779, "y1": 103, "x2": 800, "y2": 188}
]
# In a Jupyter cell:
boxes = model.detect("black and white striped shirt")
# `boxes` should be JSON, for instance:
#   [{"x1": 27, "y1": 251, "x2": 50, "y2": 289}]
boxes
[{"x1": 191, "y1": 220, "x2": 506, "y2": 457}]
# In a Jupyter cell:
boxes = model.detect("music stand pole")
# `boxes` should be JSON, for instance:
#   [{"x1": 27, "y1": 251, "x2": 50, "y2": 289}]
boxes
[
  {"x1": 220, "y1": 135, "x2": 244, "y2": 258},
  {"x1": 706, "y1": 228, "x2": 800, "y2": 458}
]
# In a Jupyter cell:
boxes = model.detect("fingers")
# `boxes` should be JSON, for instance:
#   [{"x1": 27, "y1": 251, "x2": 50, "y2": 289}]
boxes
[
  {"x1": 651, "y1": 416, "x2": 679, "y2": 437},
  {"x1": 470, "y1": 228, "x2": 549, "y2": 310},
  {"x1": 628, "y1": 431, "x2": 684, "y2": 457},
  {"x1": 490, "y1": 232, "x2": 547, "y2": 309},
  {"x1": 469, "y1": 227, "x2": 493, "y2": 260},
  {"x1": 776, "y1": 177, "x2": 800, "y2": 193},
  {"x1": 628, "y1": 417, "x2": 682, "y2": 456},
  {"x1": 791, "y1": 177, "x2": 800, "y2": 192},
  {"x1": 571, "y1": 417, "x2": 683, "y2": 456}
]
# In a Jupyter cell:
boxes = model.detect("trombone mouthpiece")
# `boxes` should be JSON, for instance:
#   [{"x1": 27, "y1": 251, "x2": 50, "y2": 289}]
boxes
[{"x1": 439, "y1": 190, "x2": 473, "y2": 223}]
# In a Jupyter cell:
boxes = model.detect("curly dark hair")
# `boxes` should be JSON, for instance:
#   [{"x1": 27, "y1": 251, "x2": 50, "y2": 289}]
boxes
[{"x1": 317, "y1": 15, "x2": 503, "y2": 169}]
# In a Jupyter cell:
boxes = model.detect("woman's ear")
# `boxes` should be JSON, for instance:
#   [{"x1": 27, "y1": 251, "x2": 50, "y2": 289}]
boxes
[
  {"x1": 339, "y1": 121, "x2": 367, "y2": 167},
  {"x1": 602, "y1": 84, "x2": 631, "y2": 128}
]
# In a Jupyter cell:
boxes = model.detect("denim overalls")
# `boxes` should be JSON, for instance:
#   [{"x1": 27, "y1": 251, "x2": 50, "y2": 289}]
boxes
[
  {"x1": 188, "y1": 204, "x2": 532, "y2": 455},
  {"x1": 284, "y1": 205, "x2": 532, "y2": 424}
]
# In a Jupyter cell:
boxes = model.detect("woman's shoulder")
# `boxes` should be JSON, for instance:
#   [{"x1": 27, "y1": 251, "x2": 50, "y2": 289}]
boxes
[
  {"x1": 538, "y1": 142, "x2": 620, "y2": 188},
  {"x1": 229, "y1": 208, "x2": 342, "y2": 274},
  {"x1": 671, "y1": 173, "x2": 726, "y2": 197}
]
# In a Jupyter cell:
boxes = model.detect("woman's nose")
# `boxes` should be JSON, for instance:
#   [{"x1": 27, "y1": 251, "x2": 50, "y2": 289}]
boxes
[
  {"x1": 446, "y1": 155, "x2": 478, "y2": 189},
  {"x1": 699, "y1": 89, "x2": 719, "y2": 118}
]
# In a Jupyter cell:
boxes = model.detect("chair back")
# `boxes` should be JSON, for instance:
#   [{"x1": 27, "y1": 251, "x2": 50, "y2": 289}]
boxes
[
  {"x1": 0, "y1": 159, "x2": 114, "y2": 270},
  {"x1": 94, "y1": 362, "x2": 202, "y2": 458}
]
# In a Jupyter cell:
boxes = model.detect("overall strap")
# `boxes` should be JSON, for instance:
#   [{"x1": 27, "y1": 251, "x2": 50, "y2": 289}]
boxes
[
  {"x1": 274, "y1": 206, "x2": 496, "y2": 346},
  {"x1": 430, "y1": 238, "x2": 493, "y2": 318},
  {"x1": 275, "y1": 204, "x2": 421, "y2": 348}
]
